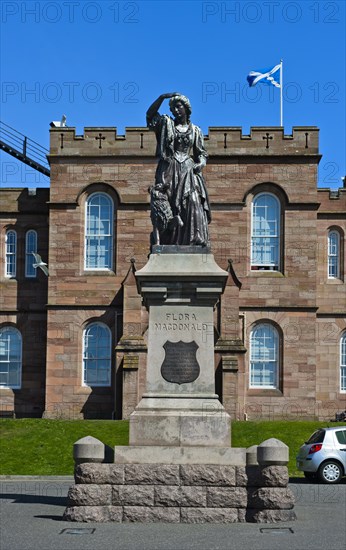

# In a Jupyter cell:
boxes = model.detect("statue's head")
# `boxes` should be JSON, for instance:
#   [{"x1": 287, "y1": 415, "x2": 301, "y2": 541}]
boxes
[{"x1": 169, "y1": 95, "x2": 192, "y2": 123}]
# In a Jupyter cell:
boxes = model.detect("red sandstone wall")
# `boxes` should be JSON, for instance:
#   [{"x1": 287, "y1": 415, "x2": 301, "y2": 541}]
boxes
[
  {"x1": 0, "y1": 188, "x2": 49, "y2": 415},
  {"x1": 1, "y1": 126, "x2": 345, "y2": 419}
]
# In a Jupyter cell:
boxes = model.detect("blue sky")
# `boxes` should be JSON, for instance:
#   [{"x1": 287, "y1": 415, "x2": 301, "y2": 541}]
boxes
[{"x1": 1, "y1": 0, "x2": 345, "y2": 189}]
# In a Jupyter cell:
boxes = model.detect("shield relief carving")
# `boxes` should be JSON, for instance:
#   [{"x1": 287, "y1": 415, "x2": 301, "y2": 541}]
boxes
[{"x1": 160, "y1": 340, "x2": 200, "y2": 385}]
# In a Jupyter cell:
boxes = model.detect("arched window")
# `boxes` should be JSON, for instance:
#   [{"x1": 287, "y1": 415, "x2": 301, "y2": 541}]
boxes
[
  {"x1": 328, "y1": 230, "x2": 340, "y2": 279},
  {"x1": 5, "y1": 230, "x2": 17, "y2": 277},
  {"x1": 0, "y1": 327, "x2": 22, "y2": 388},
  {"x1": 25, "y1": 230, "x2": 38, "y2": 278},
  {"x1": 250, "y1": 323, "x2": 280, "y2": 388},
  {"x1": 341, "y1": 333, "x2": 346, "y2": 393},
  {"x1": 82, "y1": 323, "x2": 112, "y2": 386},
  {"x1": 85, "y1": 193, "x2": 113, "y2": 270},
  {"x1": 251, "y1": 193, "x2": 280, "y2": 270}
]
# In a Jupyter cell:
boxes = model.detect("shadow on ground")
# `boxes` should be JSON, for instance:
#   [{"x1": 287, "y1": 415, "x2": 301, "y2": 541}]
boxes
[{"x1": 0, "y1": 493, "x2": 67, "y2": 506}]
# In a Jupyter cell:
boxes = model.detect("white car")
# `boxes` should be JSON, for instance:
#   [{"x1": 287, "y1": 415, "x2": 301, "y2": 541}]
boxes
[{"x1": 296, "y1": 426, "x2": 346, "y2": 483}]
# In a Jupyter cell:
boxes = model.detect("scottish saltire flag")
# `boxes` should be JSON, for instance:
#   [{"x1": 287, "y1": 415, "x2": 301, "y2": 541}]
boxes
[{"x1": 247, "y1": 64, "x2": 281, "y2": 88}]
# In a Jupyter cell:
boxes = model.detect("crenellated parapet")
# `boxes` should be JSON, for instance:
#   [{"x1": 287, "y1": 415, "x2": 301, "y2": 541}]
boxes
[
  {"x1": 49, "y1": 126, "x2": 320, "y2": 158},
  {"x1": 317, "y1": 185, "x2": 346, "y2": 208},
  {"x1": 206, "y1": 126, "x2": 319, "y2": 156}
]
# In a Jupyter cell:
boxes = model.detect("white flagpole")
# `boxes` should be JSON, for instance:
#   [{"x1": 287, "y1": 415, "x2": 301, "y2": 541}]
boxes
[{"x1": 280, "y1": 59, "x2": 283, "y2": 127}]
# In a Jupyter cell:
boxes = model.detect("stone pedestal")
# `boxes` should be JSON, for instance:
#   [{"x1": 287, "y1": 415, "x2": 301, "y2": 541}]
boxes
[
  {"x1": 63, "y1": 248, "x2": 296, "y2": 523},
  {"x1": 130, "y1": 246, "x2": 231, "y2": 447}
]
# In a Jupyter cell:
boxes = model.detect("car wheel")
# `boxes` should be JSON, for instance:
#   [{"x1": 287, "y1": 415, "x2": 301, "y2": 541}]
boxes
[
  {"x1": 318, "y1": 461, "x2": 343, "y2": 484},
  {"x1": 304, "y1": 471, "x2": 316, "y2": 480}
]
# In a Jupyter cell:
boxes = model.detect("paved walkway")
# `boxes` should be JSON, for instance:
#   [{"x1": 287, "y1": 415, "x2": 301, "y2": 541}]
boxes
[{"x1": 1, "y1": 477, "x2": 345, "y2": 550}]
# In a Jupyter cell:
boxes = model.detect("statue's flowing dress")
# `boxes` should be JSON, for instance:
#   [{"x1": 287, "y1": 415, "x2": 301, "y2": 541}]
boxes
[{"x1": 147, "y1": 113, "x2": 211, "y2": 246}]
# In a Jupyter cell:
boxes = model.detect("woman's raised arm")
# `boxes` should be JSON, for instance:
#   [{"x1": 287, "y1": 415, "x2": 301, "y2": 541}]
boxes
[{"x1": 146, "y1": 93, "x2": 180, "y2": 121}]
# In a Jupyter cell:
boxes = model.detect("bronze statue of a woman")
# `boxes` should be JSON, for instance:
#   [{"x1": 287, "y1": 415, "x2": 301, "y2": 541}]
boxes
[{"x1": 147, "y1": 93, "x2": 211, "y2": 246}]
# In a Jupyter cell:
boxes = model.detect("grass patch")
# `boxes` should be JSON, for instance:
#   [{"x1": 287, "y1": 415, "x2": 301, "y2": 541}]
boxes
[
  {"x1": 0, "y1": 419, "x2": 342, "y2": 476},
  {"x1": 0, "y1": 419, "x2": 129, "y2": 475}
]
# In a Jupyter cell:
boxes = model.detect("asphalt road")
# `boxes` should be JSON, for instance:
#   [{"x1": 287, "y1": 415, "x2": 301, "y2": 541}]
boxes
[{"x1": 1, "y1": 477, "x2": 345, "y2": 550}]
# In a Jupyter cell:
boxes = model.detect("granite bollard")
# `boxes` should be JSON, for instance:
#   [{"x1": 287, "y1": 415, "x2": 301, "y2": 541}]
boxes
[
  {"x1": 73, "y1": 436, "x2": 105, "y2": 465},
  {"x1": 257, "y1": 438, "x2": 289, "y2": 466}
]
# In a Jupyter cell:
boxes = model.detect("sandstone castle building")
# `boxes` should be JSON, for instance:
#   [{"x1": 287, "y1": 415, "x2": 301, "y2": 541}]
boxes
[{"x1": 0, "y1": 125, "x2": 345, "y2": 420}]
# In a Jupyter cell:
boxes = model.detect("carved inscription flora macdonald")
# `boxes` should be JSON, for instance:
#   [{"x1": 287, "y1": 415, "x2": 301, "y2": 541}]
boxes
[{"x1": 154, "y1": 312, "x2": 207, "y2": 332}]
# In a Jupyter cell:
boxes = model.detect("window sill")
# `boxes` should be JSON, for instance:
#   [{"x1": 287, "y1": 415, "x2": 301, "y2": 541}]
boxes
[
  {"x1": 83, "y1": 270, "x2": 115, "y2": 276},
  {"x1": 247, "y1": 388, "x2": 283, "y2": 397},
  {"x1": 248, "y1": 271, "x2": 284, "y2": 277},
  {"x1": 78, "y1": 385, "x2": 111, "y2": 393},
  {"x1": 326, "y1": 278, "x2": 344, "y2": 284},
  {"x1": 0, "y1": 386, "x2": 20, "y2": 392},
  {"x1": 78, "y1": 386, "x2": 92, "y2": 395}
]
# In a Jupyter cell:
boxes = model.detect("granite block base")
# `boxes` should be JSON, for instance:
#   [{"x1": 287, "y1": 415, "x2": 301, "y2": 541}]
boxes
[{"x1": 63, "y1": 459, "x2": 296, "y2": 524}]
